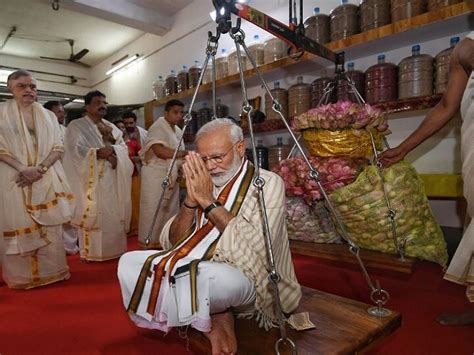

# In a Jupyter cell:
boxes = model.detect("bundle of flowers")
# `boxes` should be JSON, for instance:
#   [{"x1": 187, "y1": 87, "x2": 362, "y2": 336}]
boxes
[
  {"x1": 273, "y1": 156, "x2": 370, "y2": 204},
  {"x1": 294, "y1": 100, "x2": 389, "y2": 134},
  {"x1": 286, "y1": 197, "x2": 341, "y2": 244}
]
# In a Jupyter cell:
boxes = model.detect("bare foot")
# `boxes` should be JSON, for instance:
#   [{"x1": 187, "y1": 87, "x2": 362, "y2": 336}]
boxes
[
  {"x1": 80, "y1": 258, "x2": 89, "y2": 264},
  {"x1": 437, "y1": 310, "x2": 474, "y2": 326},
  {"x1": 203, "y1": 311, "x2": 237, "y2": 355}
]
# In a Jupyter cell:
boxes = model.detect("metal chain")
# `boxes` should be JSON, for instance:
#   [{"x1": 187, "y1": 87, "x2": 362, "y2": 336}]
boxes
[
  {"x1": 144, "y1": 31, "x2": 218, "y2": 247},
  {"x1": 231, "y1": 28, "x2": 297, "y2": 355},
  {"x1": 239, "y1": 34, "x2": 392, "y2": 316},
  {"x1": 345, "y1": 75, "x2": 404, "y2": 260}
]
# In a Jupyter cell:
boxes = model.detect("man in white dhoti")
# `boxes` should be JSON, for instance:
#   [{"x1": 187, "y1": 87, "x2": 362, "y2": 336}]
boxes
[
  {"x1": 118, "y1": 118, "x2": 301, "y2": 354},
  {"x1": 381, "y1": 34, "x2": 474, "y2": 325},
  {"x1": 63, "y1": 90, "x2": 133, "y2": 262},
  {"x1": 137, "y1": 100, "x2": 188, "y2": 249},
  {"x1": 0, "y1": 70, "x2": 74, "y2": 289},
  {"x1": 44, "y1": 100, "x2": 79, "y2": 255}
]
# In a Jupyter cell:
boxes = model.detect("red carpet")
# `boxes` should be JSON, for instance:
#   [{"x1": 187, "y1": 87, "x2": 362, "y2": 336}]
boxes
[{"x1": 1, "y1": 237, "x2": 473, "y2": 354}]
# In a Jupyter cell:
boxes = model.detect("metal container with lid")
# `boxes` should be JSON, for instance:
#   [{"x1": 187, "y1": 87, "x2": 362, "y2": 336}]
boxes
[
  {"x1": 177, "y1": 65, "x2": 189, "y2": 93},
  {"x1": 428, "y1": 0, "x2": 461, "y2": 11},
  {"x1": 289, "y1": 76, "x2": 311, "y2": 118},
  {"x1": 184, "y1": 110, "x2": 198, "y2": 135},
  {"x1": 227, "y1": 47, "x2": 249, "y2": 76},
  {"x1": 365, "y1": 54, "x2": 398, "y2": 104},
  {"x1": 268, "y1": 137, "x2": 292, "y2": 170},
  {"x1": 152, "y1": 75, "x2": 165, "y2": 100},
  {"x1": 202, "y1": 62, "x2": 213, "y2": 84},
  {"x1": 265, "y1": 81, "x2": 289, "y2": 120},
  {"x1": 247, "y1": 34, "x2": 265, "y2": 67},
  {"x1": 165, "y1": 70, "x2": 178, "y2": 96},
  {"x1": 263, "y1": 37, "x2": 288, "y2": 64},
  {"x1": 398, "y1": 44, "x2": 434, "y2": 99},
  {"x1": 215, "y1": 99, "x2": 229, "y2": 118},
  {"x1": 215, "y1": 48, "x2": 229, "y2": 79},
  {"x1": 188, "y1": 60, "x2": 202, "y2": 88},
  {"x1": 359, "y1": 0, "x2": 391, "y2": 32},
  {"x1": 255, "y1": 140, "x2": 269, "y2": 170},
  {"x1": 330, "y1": 0, "x2": 360, "y2": 42},
  {"x1": 310, "y1": 76, "x2": 337, "y2": 107},
  {"x1": 391, "y1": 0, "x2": 426, "y2": 22},
  {"x1": 434, "y1": 36, "x2": 460, "y2": 94},
  {"x1": 337, "y1": 62, "x2": 366, "y2": 103},
  {"x1": 197, "y1": 102, "x2": 213, "y2": 131},
  {"x1": 304, "y1": 7, "x2": 330, "y2": 44}
]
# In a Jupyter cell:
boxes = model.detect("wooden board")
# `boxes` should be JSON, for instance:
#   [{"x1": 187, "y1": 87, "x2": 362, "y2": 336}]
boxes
[
  {"x1": 189, "y1": 286, "x2": 401, "y2": 355},
  {"x1": 290, "y1": 240, "x2": 417, "y2": 274}
]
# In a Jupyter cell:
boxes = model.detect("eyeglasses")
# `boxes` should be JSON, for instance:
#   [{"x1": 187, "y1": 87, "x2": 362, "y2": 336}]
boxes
[{"x1": 201, "y1": 141, "x2": 241, "y2": 164}]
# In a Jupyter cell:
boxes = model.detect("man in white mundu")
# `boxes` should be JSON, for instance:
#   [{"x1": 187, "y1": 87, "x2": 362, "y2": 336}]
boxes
[
  {"x1": 0, "y1": 70, "x2": 74, "y2": 289},
  {"x1": 138, "y1": 99, "x2": 188, "y2": 249},
  {"x1": 44, "y1": 100, "x2": 79, "y2": 255},
  {"x1": 119, "y1": 119, "x2": 301, "y2": 354},
  {"x1": 63, "y1": 91, "x2": 133, "y2": 262},
  {"x1": 381, "y1": 34, "x2": 474, "y2": 325}
]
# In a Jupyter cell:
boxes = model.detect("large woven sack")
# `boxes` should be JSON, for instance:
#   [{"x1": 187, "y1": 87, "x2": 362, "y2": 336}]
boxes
[
  {"x1": 329, "y1": 161, "x2": 448, "y2": 266},
  {"x1": 286, "y1": 197, "x2": 341, "y2": 244}
]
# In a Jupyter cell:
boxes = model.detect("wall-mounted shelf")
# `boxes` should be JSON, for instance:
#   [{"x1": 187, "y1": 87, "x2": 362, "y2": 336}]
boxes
[{"x1": 145, "y1": 2, "x2": 471, "y2": 128}]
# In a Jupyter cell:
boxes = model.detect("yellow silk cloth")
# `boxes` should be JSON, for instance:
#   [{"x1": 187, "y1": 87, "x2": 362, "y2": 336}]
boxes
[
  {"x1": 303, "y1": 128, "x2": 383, "y2": 157},
  {"x1": 419, "y1": 174, "x2": 463, "y2": 198}
]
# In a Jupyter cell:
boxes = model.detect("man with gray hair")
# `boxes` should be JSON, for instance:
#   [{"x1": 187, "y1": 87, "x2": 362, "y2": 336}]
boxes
[
  {"x1": 0, "y1": 70, "x2": 74, "y2": 288},
  {"x1": 118, "y1": 118, "x2": 301, "y2": 354}
]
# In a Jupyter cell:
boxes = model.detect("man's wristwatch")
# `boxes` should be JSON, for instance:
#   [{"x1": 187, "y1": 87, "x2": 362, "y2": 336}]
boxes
[
  {"x1": 203, "y1": 201, "x2": 222, "y2": 217},
  {"x1": 38, "y1": 164, "x2": 49, "y2": 174}
]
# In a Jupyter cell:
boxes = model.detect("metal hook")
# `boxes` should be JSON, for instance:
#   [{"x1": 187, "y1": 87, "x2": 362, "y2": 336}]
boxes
[{"x1": 52, "y1": 0, "x2": 59, "y2": 11}]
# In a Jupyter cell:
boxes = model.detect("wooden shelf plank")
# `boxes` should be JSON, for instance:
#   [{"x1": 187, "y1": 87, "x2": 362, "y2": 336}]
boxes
[
  {"x1": 290, "y1": 240, "x2": 417, "y2": 274},
  {"x1": 374, "y1": 94, "x2": 442, "y2": 114},
  {"x1": 189, "y1": 286, "x2": 401, "y2": 355}
]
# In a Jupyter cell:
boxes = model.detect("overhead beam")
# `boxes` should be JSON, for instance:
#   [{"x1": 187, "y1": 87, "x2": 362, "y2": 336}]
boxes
[{"x1": 60, "y1": 0, "x2": 174, "y2": 36}]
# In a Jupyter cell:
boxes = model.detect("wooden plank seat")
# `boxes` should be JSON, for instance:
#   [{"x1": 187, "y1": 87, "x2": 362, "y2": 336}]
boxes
[
  {"x1": 189, "y1": 286, "x2": 401, "y2": 354},
  {"x1": 290, "y1": 240, "x2": 417, "y2": 274}
]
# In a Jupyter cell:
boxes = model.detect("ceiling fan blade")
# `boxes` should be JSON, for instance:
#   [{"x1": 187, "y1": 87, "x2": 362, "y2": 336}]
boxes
[
  {"x1": 76, "y1": 60, "x2": 91, "y2": 68},
  {"x1": 40, "y1": 56, "x2": 69, "y2": 61},
  {"x1": 71, "y1": 48, "x2": 89, "y2": 61}
]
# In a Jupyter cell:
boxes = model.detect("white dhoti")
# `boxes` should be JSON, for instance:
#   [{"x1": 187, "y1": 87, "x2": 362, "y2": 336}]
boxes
[
  {"x1": 119, "y1": 252, "x2": 256, "y2": 332},
  {"x1": 138, "y1": 117, "x2": 185, "y2": 249},
  {"x1": 3, "y1": 225, "x2": 70, "y2": 289},
  {"x1": 444, "y1": 34, "x2": 474, "y2": 302},
  {"x1": 0, "y1": 100, "x2": 74, "y2": 289},
  {"x1": 63, "y1": 116, "x2": 133, "y2": 261}
]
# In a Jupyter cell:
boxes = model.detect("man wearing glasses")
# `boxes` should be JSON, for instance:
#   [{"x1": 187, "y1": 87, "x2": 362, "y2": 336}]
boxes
[{"x1": 119, "y1": 118, "x2": 301, "y2": 355}]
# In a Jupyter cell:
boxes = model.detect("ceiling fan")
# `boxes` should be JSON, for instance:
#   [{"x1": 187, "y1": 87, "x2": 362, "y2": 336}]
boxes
[{"x1": 40, "y1": 39, "x2": 90, "y2": 68}]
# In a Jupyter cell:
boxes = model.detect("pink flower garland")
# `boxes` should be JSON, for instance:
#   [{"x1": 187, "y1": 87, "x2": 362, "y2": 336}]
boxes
[
  {"x1": 273, "y1": 156, "x2": 370, "y2": 204},
  {"x1": 294, "y1": 100, "x2": 389, "y2": 134}
]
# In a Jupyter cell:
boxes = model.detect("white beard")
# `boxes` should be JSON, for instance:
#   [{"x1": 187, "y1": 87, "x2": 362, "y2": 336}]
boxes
[{"x1": 211, "y1": 153, "x2": 243, "y2": 187}]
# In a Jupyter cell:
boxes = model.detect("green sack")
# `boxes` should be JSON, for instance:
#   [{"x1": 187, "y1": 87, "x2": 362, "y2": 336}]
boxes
[{"x1": 329, "y1": 161, "x2": 448, "y2": 266}]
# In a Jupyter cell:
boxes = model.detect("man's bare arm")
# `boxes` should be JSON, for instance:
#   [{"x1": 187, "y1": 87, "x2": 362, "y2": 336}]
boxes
[{"x1": 380, "y1": 38, "x2": 471, "y2": 166}]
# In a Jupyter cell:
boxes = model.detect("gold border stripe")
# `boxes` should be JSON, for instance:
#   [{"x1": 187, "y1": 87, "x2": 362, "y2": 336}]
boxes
[
  {"x1": 4, "y1": 223, "x2": 41, "y2": 237},
  {"x1": 26, "y1": 193, "x2": 74, "y2": 211}
]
